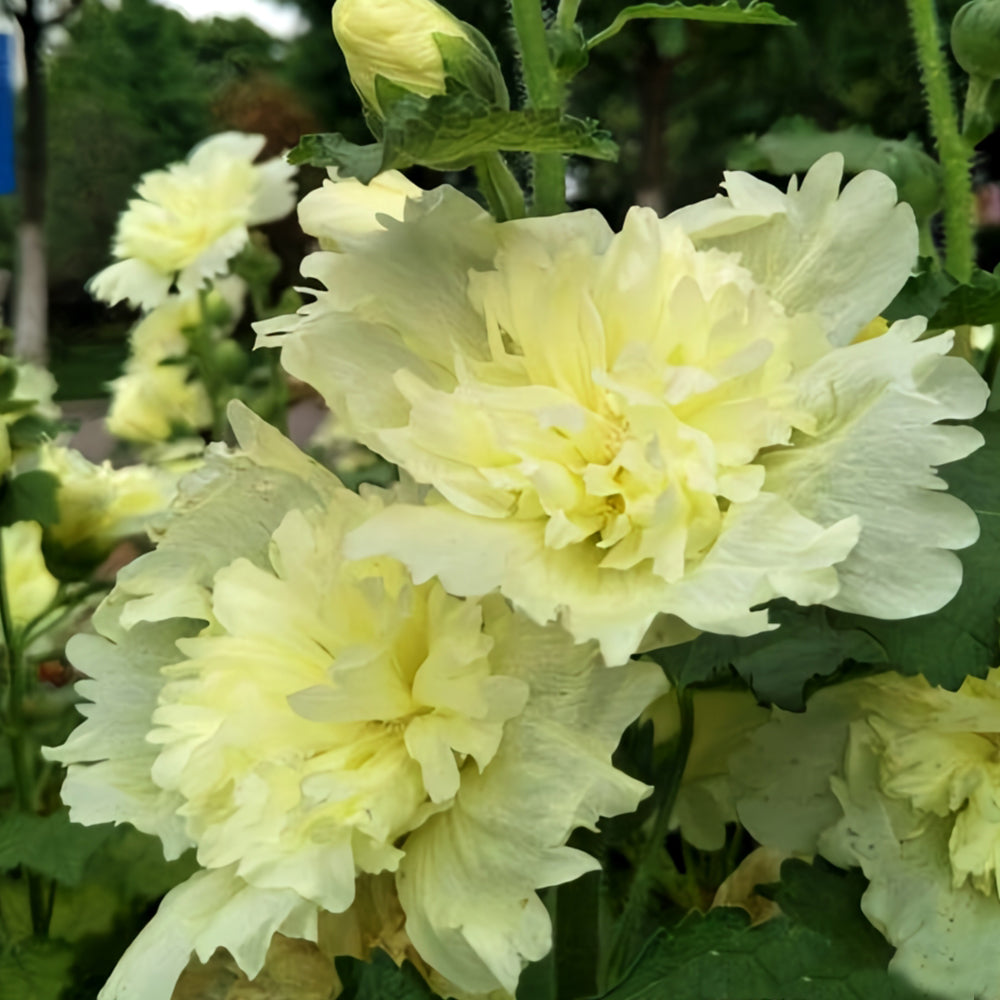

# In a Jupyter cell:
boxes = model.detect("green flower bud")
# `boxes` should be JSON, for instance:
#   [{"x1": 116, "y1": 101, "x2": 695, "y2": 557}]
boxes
[
  {"x1": 213, "y1": 339, "x2": 249, "y2": 382},
  {"x1": 951, "y1": 0, "x2": 1000, "y2": 81},
  {"x1": 331, "y1": 0, "x2": 508, "y2": 116}
]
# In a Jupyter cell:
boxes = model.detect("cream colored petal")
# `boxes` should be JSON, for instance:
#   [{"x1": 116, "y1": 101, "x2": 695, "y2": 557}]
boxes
[
  {"x1": 187, "y1": 132, "x2": 266, "y2": 171},
  {"x1": 297, "y1": 170, "x2": 421, "y2": 250},
  {"x1": 45, "y1": 624, "x2": 195, "y2": 858},
  {"x1": 99, "y1": 865, "x2": 317, "y2": 1000},
  {"x1": 669, "y1": 153, "x2": 918, "y2": 345},
  {"x1": 732, "y1": 684, "x2": 862, "y2": 857},
  {"x1": 398, "y1": 608, "x2": 667, "y2": 995},
  {"x1": 262, "y1": 184, "x2": 496, "y2": 405},
  {"x1": 820, "y1": 721, "x2": 1000, "y2": 1000},
  {"x1": 248, "y1": 156, "x2": 298, "y2": 226},
  {"x1": 89, "y1": 258, "x2": 173, "y2": 310},
  {"x1": 764, "y1": 322, "x2": 987, "y2": 619}
]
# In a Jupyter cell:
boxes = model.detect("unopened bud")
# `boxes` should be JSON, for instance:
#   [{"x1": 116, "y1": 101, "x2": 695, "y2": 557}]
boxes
[{"x1": 331, "y1": 0, "x2": 507, "y2": 116}]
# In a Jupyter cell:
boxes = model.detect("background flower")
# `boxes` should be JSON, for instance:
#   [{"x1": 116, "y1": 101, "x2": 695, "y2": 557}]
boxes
[
  {"x1": 89, "y1": 133, "x2": 296, "y2": 311},
  {"x1": 732, "y1": 669, "x2": 1000, "y2": 1000}
]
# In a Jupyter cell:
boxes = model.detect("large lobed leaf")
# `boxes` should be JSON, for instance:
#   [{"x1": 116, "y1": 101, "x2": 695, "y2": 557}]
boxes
[
  {"x1": 290, "y1": 86, "x2": 616, "y2": 183},
  {"x1": 600, "y1": 859, "x2": 939, "y2": 999}
]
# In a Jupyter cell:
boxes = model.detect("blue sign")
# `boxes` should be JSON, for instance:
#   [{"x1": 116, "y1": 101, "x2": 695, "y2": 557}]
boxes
[{"x1": 0, "y1": 33, "x2": 15, "y2": 196}]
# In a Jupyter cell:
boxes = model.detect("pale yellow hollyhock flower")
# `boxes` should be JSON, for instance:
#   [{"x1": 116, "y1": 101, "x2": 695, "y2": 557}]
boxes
[
  {"x1": 332, "y1": 0, "x2": 503, "y2": 115},
  {"x1": 259, "y1": 153, "x2": 987, "y2": 665},
  {"x1": 731, "y1": 669, "x2": 1000, "y2": 1000},
  {"x1": 32, "y1": 444, "x2": 176, "y2": 566},
  {"x1": 3, "y1": 520, "x2": 59, "y2": 628},
  {"x1": 105, "y1": 367, "x2": 212, "y2": 445},
  {"x1": 90, "y1": 133, "x2": 296, "y2": 311},
  {"x1": 105, "y1": 283, "x2": 243, "y2": 444},
  {"x1": 46, "y1": 403, "x2": 666, "y2": 1000}
]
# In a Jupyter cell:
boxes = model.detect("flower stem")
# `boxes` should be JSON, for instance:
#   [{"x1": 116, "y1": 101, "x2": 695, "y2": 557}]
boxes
[
  {"x1": 190, "y1": 287, "x2": 229, "y2": 442},
  {"x1": 605, "y1": 685, "x2": 694, "y2": 986},
  {"x1": 509, "y1": 0, "x2": 568, "y2": 215},
  {"x1": 0, "y1": 517, "x2": 47, "y2": 936},
  {"x1": 556, "y1": 0, "x2": 582, "y2": 30},
  {"x1": 474, "y1": 152, "x2": 526, "y2": 221},
  {"x1": 905, "y1": 0, "x2": 975, "y2": 281}
]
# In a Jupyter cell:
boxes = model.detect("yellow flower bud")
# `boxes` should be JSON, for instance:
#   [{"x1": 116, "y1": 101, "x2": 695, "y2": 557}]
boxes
[{"x1": 331, "y1": 0, "x2": 506, "y2": 115}]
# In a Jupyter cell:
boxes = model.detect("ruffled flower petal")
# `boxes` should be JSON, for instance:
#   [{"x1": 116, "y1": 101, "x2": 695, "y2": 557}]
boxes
[{"x1": 668, "y1": 153, "x2": 918, "y2": 346}]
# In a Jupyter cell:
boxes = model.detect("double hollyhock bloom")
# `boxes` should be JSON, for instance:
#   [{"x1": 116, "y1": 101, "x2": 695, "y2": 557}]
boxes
[
  {"x1": 732, "y1": 669, "x2": 1000, "y2": 1000},
  {"x1": 260, "y1": 153, "x2": 987, "y2": 665},
  {"x1": 90, "y1": 132, "x2": 297, "y2": 311},
  {"x1": 47, "y1": 405, "x2": 665, "y2": 999}
]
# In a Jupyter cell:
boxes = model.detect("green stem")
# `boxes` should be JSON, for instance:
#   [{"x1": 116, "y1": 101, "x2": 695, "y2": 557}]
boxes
[
  {"x1": 557, "y1": 0, "x2": 582, "y2": 30},
  {"x1": 905, "y1": 0, "x2": 975, "y2": 281},
  {"x1": 509, "y1": 0, "x2": 568, "y2": 215},
  {"x1": 0, "y1": 522, "x2": 46, "y2": 936},
  {"x1": 605, "y1": 685, "x2": 695, "y2": 985},
  {"x1": 190, "y1": 287, "x2": 229, "y2": 442},
  {"x1": 962, "y1": 74, "x2": 997, "y2": 146},
  {"x1": 474, "y1": 152, "x2": 527, "y2": 221}
]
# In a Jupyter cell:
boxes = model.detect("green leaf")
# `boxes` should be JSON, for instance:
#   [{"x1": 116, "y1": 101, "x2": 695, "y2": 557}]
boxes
[
  {"x1": 289, "y1": 87, "x2": 617, "y2": 182},
  {"x1": 649, "y1": 602, "x2": 885, "y2": 709},
  {"x1": 0, "y1": 939, "x2": 75, "y2": 1000},
  {"x1": 728, "y1": 118, "x2": 941, "y2": 220},
  {"x1": 828, "y1": 410, "x2": 1000, "y2": 689},
  {"x1": 885, "y1": 264, "x2": 1000, "y2": 328},
  {"x1": 601, "y1": 859, "x2": 937, "y2": 1000},
  {"x1": 587, "y1": 1, "x2": 794, "y2": 51},
  {"x1": 0, "y1": 470, "x2": 60, "y2": 528},
  {"x1": 6, "y1": 414, "x2": 61, "y2": 452},
  {"x1": 0, "y1": 811, "x2": 113, "y2": 885},
  {"x1": 882, "y1": 264, "x2": 955, "y2": 325},
  {"x1": 335, "y1": 951, "x2": 435, "y2": 1000},
  {"x1": 289, "y1": 133, "x2": 383, "y2": 177}
]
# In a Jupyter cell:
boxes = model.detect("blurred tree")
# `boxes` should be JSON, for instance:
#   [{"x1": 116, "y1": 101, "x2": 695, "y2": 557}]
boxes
[
  {"x1": 42, "y1": 0, "x2": 296, "y2": 360},
  {"x1": 3, "y1": 0, "x2": 83, "y2": 363}
]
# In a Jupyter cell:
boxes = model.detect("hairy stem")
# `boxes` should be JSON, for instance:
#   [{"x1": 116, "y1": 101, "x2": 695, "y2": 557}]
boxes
[
  {"x1": 905, "y1": 0, "x2": 975, "y2": 281},
  {"x1": 510, "y1": 0, "x2": 569, "y2": 215}
]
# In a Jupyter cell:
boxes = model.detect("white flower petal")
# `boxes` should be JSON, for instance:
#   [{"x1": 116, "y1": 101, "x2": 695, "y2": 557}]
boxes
[
  {"x1": 46, "y1": 625, "x2": 194, "y2": 858},
  {"x1": 99, "y1": 865, "x2": 317, "y2": 1000},
  {"x1": 297, "y1": 169, "x2": 421, "y2": 250},
  {"x1": 89, "y1": 258, "x2": 173, "y2": 310},
  {"x1": 398, "y1": 607, "x2": 667, "y2": 994},
  {"x1": 669, "y1": 153, "x2": 918, "y2": 345},
  {"x1": 763, "y1": 322, "x2": 988, "y2": 619}
]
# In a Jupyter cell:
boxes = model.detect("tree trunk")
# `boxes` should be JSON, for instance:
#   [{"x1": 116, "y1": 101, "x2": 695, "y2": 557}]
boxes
[
  {"x1": 13, "y1": 0, "x2": 47, "y2": 364},
  {"x1": 634, "y1": 38, "x2": 672, "y2": 216}
]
